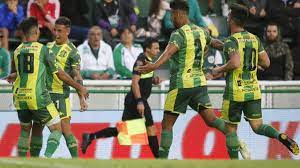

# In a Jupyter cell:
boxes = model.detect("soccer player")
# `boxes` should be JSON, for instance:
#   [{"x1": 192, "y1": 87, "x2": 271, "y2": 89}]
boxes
[
  {"x1": 8, "y1": 17, "x2": 88, "y2": 158},
  {"x1": 212, "y1": 4, "x2": 299, "y2": 158},
  {"x1": 81, "y1": 37, "x2": 162, "y2": 158},
  {"x1": 41, "y1": 16, "x2": 87, "y2": 158},
  {"x1": 137, "y1": 0, "x2": 231, "y2": 159}
]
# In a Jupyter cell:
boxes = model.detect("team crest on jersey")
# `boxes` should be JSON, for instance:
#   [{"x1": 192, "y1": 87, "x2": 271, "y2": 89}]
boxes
[
  {"x1": 228, "y1": 47, "x2": 236, "y2": 53},
  {"x1": 58, "y1": 51, "x2": 67, "y2": 58}
]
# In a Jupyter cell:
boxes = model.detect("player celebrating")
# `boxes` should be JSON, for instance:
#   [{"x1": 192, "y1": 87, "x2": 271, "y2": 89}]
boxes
[
  {"x1": 212, "y1": 3, "x2": 299, "y2": 158},
  {"x1": 137, "y1": 0, "x2": 235, "y2": 159},
  {"x1": 81, "y1": 37, "x2": 162, "y2": 158},
  {"x1": 8, "y1": 17, "x2": 88, "y2": 158}
]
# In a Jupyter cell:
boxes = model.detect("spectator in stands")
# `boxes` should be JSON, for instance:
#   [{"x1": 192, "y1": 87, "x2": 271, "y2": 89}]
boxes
[
  {"x1": 240, "y1": 0, "x2": 267, "y2": 39},
  {"x1": 265, "y1": 0, "x2": 300, "y2": 39},
  {"x1": 163, "y1": 0, "x2": 207, "y2": 35},
  {"x1": 78, "y1": 26, "x2": 115, "y2": 80},
  {"x1": 0, "y1": 31, "x2": 10, "y2": 79},
  {"x1": 135, "y1": 0, "x2": 170, "y2": 38},
  {"x1": 259, "y1": 23, "x2": 293, "y2": 80},
  {"x1": 0, "y1": 0, "x2": 24, "y2": 50},
  {"x1": 292, "y1": 37, "x2": 300, "y2": 79},
  {"x1": 113, "y1": 28, "x2": 143, "y2": 79},
  {"x1": 27, "y1": 0, "x2": 60, "y2": 39},
  {"x1": 60, "y1": 0, "x2": 89, "y2": 42},
  {"x1": 95, "y1": 0, "x2": 137, "y2": 46}
]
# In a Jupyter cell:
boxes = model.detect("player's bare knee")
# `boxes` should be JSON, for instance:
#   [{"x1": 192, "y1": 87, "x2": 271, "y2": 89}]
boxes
[
  {"x1": 147, "y1": 125, "x2": 156, "y2": 136},
  {"x1": 199, "y1": 109, "x2": 217, "y2": 127},
  {"x1": 225, "y1": 123, "x2": 238, "y2": 134},
  {"x1": 61, "y1": 118, "x2": 72, "y2": 136},
  {"x1": 249, "y1": 120, "x2": 263, "y2": 134}
]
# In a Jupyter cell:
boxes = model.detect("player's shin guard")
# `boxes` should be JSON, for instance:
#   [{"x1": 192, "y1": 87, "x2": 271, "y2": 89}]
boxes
[
  {"x1": 30, "y1": 136, "x2": 43, "y2": 157},
  {"x1": 148, "y1": 136, "x2": 159, "y2": 158},
  {"x1": 211, "y1": 118, "x2": 227, "y2": 134},
  {"x1": 226, "y1": 132, "x2": 240, "y2": 159},
  {"x1": 17, "y1": 130, "x2": 30, "y2": 157},
  {"x1": 159, "y1": 130, "x2": 173, "y2": 158},
  {"x1": 65, "y1": 134, "x2": 78, "y2": 157},
  {"x1": 44, "y1": 130, "x2": 62, "y2": 158},
  {"x1": 256, "y1": 124, "x2": 280, "y2": 139}
]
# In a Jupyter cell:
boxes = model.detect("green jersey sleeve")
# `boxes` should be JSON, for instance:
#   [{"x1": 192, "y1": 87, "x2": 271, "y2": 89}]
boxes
[
  {"x1": 204, "y1": 29, "x2": 212, "y2": 45},
  {"x1": 43, "y1": 46, "x2": 58, "y2": 74},
  {"x1": 70, "y1": 50, "x2": 81, "y2": 70},
  {"x1": 169, "y1": 30, "x2": 184, "y2": 49},
  {"x1": 223, "y1": 37, "x2": 238, "y2": 61},
  {"x1": 257, "y1": 36, "x2": 265, "y2": 53}
]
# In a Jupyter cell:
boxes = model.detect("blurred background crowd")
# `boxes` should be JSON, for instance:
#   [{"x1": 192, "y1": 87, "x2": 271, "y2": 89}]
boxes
[{"x1": 1, "y1": 0, "x2": 300, "y2": 81}]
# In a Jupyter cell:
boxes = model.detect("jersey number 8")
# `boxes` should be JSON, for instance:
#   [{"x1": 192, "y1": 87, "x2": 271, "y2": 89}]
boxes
[{"x1": 18, "y1": 53, "x2": 34, "y2": 74}]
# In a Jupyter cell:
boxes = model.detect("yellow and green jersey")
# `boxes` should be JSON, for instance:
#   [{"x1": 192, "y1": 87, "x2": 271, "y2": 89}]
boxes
[
  {"x1": 168, "y1": 23, "x2": 211, "y2": 90},
  {"x1": 46, "y1": 41, "x2": 80, "y2": 96},
  {"x1": 13, "y1": 42, "x2": 58, "y2": 110},
  {"x1": 223, "y1": 31, "x2": 265, "y2": 102}
]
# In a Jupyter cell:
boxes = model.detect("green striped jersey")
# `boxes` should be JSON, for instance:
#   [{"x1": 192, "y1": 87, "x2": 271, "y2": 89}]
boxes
[
  {"x1": 13, "y1": 42, "x2": 58, "y2": 110},
  {"x1": 223, "y1": 31, "x2": 265, "y2": 102},
  {"x1": 168, "y1": 23, "x2": 211, "y2": 91},
  {"x1": 46, "y1": 41, "x2": 80, "y2": 96}
]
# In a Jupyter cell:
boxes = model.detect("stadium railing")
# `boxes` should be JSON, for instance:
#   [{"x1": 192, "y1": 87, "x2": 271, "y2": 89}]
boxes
[{"x1": 1, "y1": 80, "x2": 300, "y2": 110}]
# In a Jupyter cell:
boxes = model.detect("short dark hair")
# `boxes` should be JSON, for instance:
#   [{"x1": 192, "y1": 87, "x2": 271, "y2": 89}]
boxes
[
  {"x1": 267, "y1": 22, "x2": 279, "y2": 28},
  {"x1": 19, "y1": 17, "x2": 38, "y2": 36},
  {"x1": 55, "y1": 16, "x2": 71, "y2": 27},
  {"x1": 170, "y1": 0, "x2": 189, "y2": 13},
  {"x1": 229, "y1": 3, "x2": 249, "y2": 27},
  {"x1": 142, "y1": 38, "x2": 159, "y2": 51},
  {"x1": 120, "y1": 27, "x2": 133, "y2": 35}
]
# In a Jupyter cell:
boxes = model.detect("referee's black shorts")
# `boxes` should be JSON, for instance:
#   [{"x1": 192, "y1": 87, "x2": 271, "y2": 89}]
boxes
[{"x1": 122, "y1": 99, "x2": 154, "y2": 127}]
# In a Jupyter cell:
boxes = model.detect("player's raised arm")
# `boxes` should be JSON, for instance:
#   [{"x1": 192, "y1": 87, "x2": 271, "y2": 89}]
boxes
[{"x1": 137, "y1": 43, "x2": 178, "y2": 74}]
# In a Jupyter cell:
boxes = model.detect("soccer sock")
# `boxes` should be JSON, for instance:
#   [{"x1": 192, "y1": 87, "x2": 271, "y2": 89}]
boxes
[
  {"x1": 159, "y1": 130, "x2": 173, "y2": 158},
  {"x1": 17, "y1": 130, "x2": 30, "y2": 157},
  {"x1": 148, "y1": 136, "x2": 159, "y2": 158},
  {"x1": 44, "y1": 130, "x2": 62, "y2": 158},
  {"x1": 211, "y1": 118, "x2": 227, "y2": 134},
  {"x1": 226, "y1": 132, "x2": 240, "y2": 159},
  {"x1": 90, "y1": 127, "x2": 118, "y2": 140},
  {"x1": 65, "y1": 134, "x2": 78, "y2": 157},
  {"x1": 30, "y1": 135, "x2": 43, "y2": 157},
  {"x1": 256, "y1": 124, "x2": 280, "y2": 139}
]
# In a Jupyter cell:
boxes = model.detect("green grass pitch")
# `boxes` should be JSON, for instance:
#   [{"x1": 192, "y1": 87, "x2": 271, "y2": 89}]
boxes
[{"x1": 0, "y1": 158, "x2": 299, "y2": 168}]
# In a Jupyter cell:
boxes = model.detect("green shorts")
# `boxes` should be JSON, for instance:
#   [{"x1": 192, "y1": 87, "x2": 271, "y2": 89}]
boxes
[
  {"x1": 17, "y1": 103, "x2": 59, "y2": 126},
  {"x1": 164, "y1": 86, "x2": 212, "y2": 114},
  {"x1": 221, "y1": 99, "x2": 262, "y2": 124},
  {"x1": 50, "y1": 93, "x2": 71, "y2": 119}
]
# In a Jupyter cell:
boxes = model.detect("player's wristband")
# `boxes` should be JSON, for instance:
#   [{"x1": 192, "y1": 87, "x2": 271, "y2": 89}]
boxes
[{"x1": 136, "y1": 98, "x2": 144, "y2": 104}]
